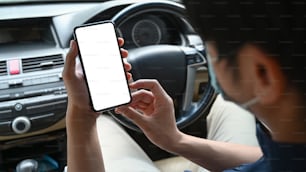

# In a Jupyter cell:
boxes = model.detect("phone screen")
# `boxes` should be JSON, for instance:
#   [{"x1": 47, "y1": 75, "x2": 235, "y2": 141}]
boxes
[{"x1": 74, "y1": 21, "x2": 131, "y2": 112}]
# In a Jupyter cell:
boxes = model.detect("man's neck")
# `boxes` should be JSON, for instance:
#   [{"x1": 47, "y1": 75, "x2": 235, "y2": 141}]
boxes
[
  {"x1": 270, "y1": 120, "x2": 306, "y2": 144},
  {"x1": 266, "y1": 107, "x2": 306, "y2": 143}
]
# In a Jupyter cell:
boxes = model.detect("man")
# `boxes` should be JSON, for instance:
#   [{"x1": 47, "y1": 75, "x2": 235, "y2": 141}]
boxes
[
  {"x1": 63, "y1": 40, "x2": 260, "y2": 172},
  {"x1": 63, "y1": 0, "x2": 306, "y2": 171},
  {"x1": 116, "y1": 0, "x2": 306, "y2": 171}
]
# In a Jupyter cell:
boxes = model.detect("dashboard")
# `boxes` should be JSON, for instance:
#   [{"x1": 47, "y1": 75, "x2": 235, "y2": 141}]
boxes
[{"x1": 0, "y1": 0, "x2": 202, "y2": 141}]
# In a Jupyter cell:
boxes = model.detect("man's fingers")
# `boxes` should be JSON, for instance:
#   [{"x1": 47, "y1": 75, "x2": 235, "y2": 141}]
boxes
[
  {"x1": 63, "y1": 40, "x2": 78, "y2": 78},
  {"x1": 121, "y1": 48, "x2": 128, "y2": 58},
  {"x1": 123, "y1": 60, "x2": 132, "y2": 71},
  {"x1": 115, "y1": 106, "x2": 145, "y2": 125},
  {"x1": 126, "y1": 73, "x2": 133, "y2": 81},
  {"x1": 131, "y1": 89, "x2": 154, "y2": 104},
  {"x1": 118, "y1": 37, "x2": 128, "y2": 58},
  {"x1": 129, "y1": 79, "x2": 170, "y2": 101},
  {"x1": 118, "y1": 37, "x2": 124, "y2": 47}
]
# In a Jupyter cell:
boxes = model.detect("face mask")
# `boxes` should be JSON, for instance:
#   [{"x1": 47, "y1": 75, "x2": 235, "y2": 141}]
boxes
[{"x1": 207, "y1": 54, "x2": 259, "y2": 110}]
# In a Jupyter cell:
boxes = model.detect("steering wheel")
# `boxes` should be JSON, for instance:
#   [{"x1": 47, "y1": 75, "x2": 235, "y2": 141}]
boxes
[{"x1": 109, "y1": 1, "x2": 216, "y2": 132}]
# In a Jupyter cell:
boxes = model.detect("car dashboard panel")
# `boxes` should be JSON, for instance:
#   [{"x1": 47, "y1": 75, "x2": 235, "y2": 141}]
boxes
[
  {"x1": 0, "y1": 0, "x2": 188, "y2": 141},
  {"x1": 0, "y1": 17, "x2": 66, "y2": 139}
]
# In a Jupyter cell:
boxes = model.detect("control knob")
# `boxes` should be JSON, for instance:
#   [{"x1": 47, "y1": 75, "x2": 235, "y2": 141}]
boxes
[{"x1": 12, "y1": 116, "x2": 31, "y2": 134}]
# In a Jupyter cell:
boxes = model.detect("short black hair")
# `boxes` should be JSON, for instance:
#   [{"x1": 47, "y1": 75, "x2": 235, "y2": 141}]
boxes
[{"x1": 184, "y1": 0, "x2": 306, "y2": 94}]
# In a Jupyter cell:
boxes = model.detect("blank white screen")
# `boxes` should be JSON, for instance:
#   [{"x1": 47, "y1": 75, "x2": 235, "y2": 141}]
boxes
[{"x1": 75, "y1": 22, "x2": 131, "y2": 111}]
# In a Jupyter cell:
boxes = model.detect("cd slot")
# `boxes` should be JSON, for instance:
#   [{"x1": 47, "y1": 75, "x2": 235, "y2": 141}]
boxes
[
  {"x1": 0, "y1": 82, "x2": 66, "y2": 102},
  {"x1": 26, "y1": 99, "x2": 67, "y2": 115},
  {"x1": 24, "y1": 87, "x2": 66, "y2": 97}
]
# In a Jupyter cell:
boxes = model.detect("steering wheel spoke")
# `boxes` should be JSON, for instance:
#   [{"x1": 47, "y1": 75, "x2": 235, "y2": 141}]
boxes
[{"x1": 181, "y1": 47, "x2": 207, "y2": 111}]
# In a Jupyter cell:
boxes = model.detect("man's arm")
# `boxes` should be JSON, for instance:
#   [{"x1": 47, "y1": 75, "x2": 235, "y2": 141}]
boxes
[
  {"x1": 116, "y1": 79, "x2": 262, "y2": 172},
  {"x1": 63, "y1": 41, "x2": 104, "y2": 172},
  {"x1": 66, "y1": 105, "x2": 104, "y2": 172},
  {"x1": 171, "y1": 133, "x2": 261, "y2": 171},
  {"x1": 63, "y1": 38, "x2": 130, "y2": 172}
]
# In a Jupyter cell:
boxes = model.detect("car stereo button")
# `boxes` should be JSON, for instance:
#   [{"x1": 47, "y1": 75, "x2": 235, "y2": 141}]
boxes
[
  {"x1": 0, "y1": 82, "x2": 9, "y2": 89},
  {"x1": 8, "y1": 79, "x2": 23, "y2": 86},
  {"x1": 0, "y1": 94, "x2": 10, "y2": 101},
  {"x1": 14, "y1": 103, "x2": 23, "y2": 111}
]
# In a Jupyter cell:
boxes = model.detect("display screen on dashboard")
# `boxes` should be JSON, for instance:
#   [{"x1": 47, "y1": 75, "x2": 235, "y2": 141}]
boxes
[{"x1": 0, "y1": 19, "x2": 55, "y2": 46}]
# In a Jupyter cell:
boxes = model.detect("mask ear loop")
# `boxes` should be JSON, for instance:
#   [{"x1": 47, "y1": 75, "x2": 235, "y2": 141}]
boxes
[
  {"x1": 240, "y1": 96, "x2": 260, "y2": 109},
  {"x1": 240, "y1": 87, "x2": 272, "y2": 109}
]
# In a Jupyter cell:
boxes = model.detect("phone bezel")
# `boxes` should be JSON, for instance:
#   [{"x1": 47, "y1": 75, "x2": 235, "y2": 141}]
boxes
[{"x1": 73, "y1": 20, "x2": 131, "y2": 112}]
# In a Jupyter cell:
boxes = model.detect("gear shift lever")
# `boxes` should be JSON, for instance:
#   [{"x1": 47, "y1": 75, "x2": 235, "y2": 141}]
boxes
[{"x1": 16, "y1": 159, "x2": 38, "y2": 172}]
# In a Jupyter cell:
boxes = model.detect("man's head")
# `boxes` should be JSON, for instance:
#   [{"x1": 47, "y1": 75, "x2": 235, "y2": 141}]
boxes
[{"x1": 184, "y1": 0, "x2": 305, "y2": 110}]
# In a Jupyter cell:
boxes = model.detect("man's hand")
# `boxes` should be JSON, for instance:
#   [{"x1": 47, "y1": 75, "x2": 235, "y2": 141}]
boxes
[
  {"x1": 115, "y1": 79, "x2": 181, "y2": 151},
  {"x1": 63, "y1": 38, "x2": 131, "y2": 113}
]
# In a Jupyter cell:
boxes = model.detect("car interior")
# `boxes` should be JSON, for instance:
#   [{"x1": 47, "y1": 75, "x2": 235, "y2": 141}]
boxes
[{"x1": 0, "y1": 0, "x2": 216, "y2": 171}]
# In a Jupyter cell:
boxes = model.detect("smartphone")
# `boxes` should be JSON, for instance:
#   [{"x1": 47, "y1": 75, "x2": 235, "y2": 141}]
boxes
[{"x1": 74, "y1": 21, "x2": 131, "y2": 112}]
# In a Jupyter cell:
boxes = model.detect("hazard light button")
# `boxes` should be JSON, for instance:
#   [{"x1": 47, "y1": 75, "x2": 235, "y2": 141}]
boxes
[{"x1": 8, "y1": 59, "x2": 20, "y2": 75}]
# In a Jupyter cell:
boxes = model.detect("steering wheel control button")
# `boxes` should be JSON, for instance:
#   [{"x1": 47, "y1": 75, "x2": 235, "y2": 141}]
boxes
[
  {"x1": 14, "y1": 103, "x2": 23, "y2": 111},
  {"x1": 187, "y1": 54, "x2": 205, "y2": 65},
  {"x1": 12, "y1": 116, "x2": 31, "y2": 134},
  {"x1": 195, "y1": 54, "x2": 204, "y2": 63},
  {"x1": 187, "y1": 55, "x2": 196, "y2": 65}
]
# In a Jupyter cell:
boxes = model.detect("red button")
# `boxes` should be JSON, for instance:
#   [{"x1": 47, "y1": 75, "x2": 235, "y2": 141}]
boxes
[{"x1": 9, "y1": 59, "x2": 20, "y2": 75}]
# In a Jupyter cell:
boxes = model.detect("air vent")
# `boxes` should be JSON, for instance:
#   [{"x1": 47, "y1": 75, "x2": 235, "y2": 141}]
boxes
[
  {"x1": 22, "y1": 54, "x2": 64, "y2": 73},
  {"x1": 0, "y1": 61, "x2": 7, "y2": 76}
]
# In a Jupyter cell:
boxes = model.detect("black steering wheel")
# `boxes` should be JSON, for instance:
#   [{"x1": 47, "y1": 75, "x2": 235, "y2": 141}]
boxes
[{"x1": 109, "y1": 1, "x2": 216, "y2": 132}]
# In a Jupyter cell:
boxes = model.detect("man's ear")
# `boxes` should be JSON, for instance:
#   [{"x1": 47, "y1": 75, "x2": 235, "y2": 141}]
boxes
[{"x1": 251, "y1": 47, "x2": 286, "y2": 104}]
